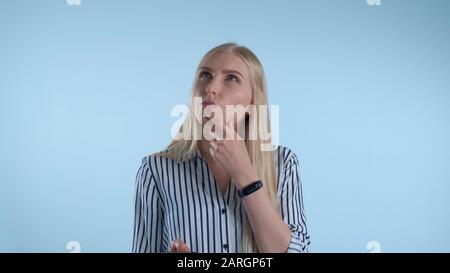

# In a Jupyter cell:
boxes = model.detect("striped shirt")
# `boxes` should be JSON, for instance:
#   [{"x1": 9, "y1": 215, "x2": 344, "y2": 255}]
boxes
[{"x1": 132, "y1": 145, "x2": 310, "y2": 253}]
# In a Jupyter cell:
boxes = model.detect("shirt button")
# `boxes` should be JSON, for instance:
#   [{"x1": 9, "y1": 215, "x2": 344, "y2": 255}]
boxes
[
  {"x1": 221, "y1": 208, "x2": 226, "y2": 214},
  {"x1": 223, "y1": 244, "x2": 228, "y2": 250}
]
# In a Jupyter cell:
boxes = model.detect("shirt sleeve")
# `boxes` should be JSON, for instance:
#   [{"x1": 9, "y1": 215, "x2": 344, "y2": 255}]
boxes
[
  {"x1": 132, "y1": 156, "x2": 165, "y2": 253},
  {"x1": 278, "y1": 149, "x2": 311, "y2": 253}
]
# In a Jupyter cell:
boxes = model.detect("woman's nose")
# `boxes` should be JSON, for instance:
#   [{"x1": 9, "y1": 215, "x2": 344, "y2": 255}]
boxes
[{"x1": 205, "y1": 80, "x2": 219, "y2": 97}]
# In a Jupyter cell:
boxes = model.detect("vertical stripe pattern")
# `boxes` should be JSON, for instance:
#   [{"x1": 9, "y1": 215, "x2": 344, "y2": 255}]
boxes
[{"x1": 132, "y1": 145, "x2": 310, "y2": 253}]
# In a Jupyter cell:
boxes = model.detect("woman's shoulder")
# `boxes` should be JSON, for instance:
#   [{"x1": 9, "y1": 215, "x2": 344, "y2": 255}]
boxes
[
  {"x1": 135, "y1": 153, "x2": 166, "y2": 187},
  {"x1": 138, "y1": 153, "x2": 166, "y2": 172},
  {"x1": 137, "y1": 151, "x2": 185, "y2": 177},
  {"x1": 274, "y1": 145, "x2": 300, "y2": 167}
]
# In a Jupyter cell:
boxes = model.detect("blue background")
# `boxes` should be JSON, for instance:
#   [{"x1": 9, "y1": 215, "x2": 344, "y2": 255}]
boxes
[{"x1": 1, "y1": 0, "x2": 449, "y2": 252}]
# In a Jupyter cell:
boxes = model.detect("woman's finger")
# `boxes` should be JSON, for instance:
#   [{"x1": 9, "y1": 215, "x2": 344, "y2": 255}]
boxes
[
  {"x1": 222, "y1": 120, "x2": 236, "y2": 140},
  {"x1": 170, "y1": 239, "x2": 190, "y2": 252},
  {"x1": 170, "y1": 239, "x2": 182, "y2": 252},
  {"x1": 178, "y1": 243, "x2": 191, "y2": 252},
  {"x1": 210, "y1": 139, "x2": 218, "y2": 149}
]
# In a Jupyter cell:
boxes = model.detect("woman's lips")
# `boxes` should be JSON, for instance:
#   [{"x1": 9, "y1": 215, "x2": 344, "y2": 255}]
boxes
[
  {"x1": 201, "y1": 100, "x2": 217, "y2": 122},
  {"x1": 202, "y1": 99, "x2": 216, "y2": 108}
]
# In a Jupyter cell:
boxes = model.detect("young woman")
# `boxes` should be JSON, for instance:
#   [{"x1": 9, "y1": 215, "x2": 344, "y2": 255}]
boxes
[{"x1": 132, "y1": 43, "x2": 310, "y2": 253}]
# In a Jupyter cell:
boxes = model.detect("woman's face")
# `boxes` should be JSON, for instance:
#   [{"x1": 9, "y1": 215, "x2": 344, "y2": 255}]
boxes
[{"x1": 194, "y1": 51, "x2": 253, "y2": 129}]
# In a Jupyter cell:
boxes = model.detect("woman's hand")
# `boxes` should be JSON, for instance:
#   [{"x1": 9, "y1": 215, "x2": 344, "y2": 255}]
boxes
[
  {"x1": 170, "y1": 239, "x2": 191, "y2": 252},
  {"x1": 209, "y1": 120, "x2": 259, "y2": 189}
]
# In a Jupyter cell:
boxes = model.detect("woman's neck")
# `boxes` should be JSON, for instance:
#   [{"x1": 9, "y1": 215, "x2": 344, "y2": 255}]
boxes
[{"x1": 198, "y1": 139, "x2": 215, "y2": 165}]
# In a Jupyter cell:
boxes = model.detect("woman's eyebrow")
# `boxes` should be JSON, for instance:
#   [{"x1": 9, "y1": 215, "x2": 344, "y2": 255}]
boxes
[
  {"x1": 198, "y1": 66, "x2": 212, "y2": 72},
  {"x1": 198, "y1": 66, "x2": 244, "y2": 79},
  {"x1": 222, "y1": 69, "x2": 244, "y2": 79}
]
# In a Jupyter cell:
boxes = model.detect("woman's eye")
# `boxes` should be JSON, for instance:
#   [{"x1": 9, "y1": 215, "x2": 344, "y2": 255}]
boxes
[
  {"x1": 199, "y1": 71, "x2": 212, "y2": 80},
  {"x1": 226, "y1": 74, "x2": 239, "y2": 82}
]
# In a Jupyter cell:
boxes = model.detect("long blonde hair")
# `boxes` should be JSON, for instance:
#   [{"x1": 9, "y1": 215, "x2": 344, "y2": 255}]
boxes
[{"x1": 155, "y1": 43, "x2": 277, "y2": 253}]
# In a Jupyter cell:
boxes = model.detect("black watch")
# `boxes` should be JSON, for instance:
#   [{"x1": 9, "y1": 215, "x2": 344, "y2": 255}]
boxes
[{"x1": 238, "y1": 180, "x2": 263, "y2": 198}]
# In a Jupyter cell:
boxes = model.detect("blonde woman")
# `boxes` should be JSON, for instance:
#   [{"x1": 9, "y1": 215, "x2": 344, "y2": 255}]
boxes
[{"x1": 132, "y1": 43, "x2": 310, "y2": 253}]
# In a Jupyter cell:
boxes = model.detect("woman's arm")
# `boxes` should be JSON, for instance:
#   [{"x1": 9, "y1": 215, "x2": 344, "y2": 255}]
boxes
[
  {"x1": 212, "y1": 144, "x2": 293, "y2": 252},
  {"x1": 132, "y1": 157, "x2": 165, "y2": 252},
  {"x1": 277, "y1": 151, "x2": 310, "y2": 253},
  {"x1": 239, "y1": 175, "x2": 293, "y2": 253},
  {"x1": 210, "y1": 123, "x2": 309, "y2": 252}
]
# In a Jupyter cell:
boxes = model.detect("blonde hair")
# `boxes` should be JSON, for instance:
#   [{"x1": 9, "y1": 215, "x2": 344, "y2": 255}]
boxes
[{"x1": 155, "y1": 43, "x2": 277, "y2": 253}]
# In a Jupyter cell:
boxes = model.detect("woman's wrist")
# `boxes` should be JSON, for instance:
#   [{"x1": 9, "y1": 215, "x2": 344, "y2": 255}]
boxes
[{"x1": 235, "y1": 169, "x2": 259, "y2": 189}]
